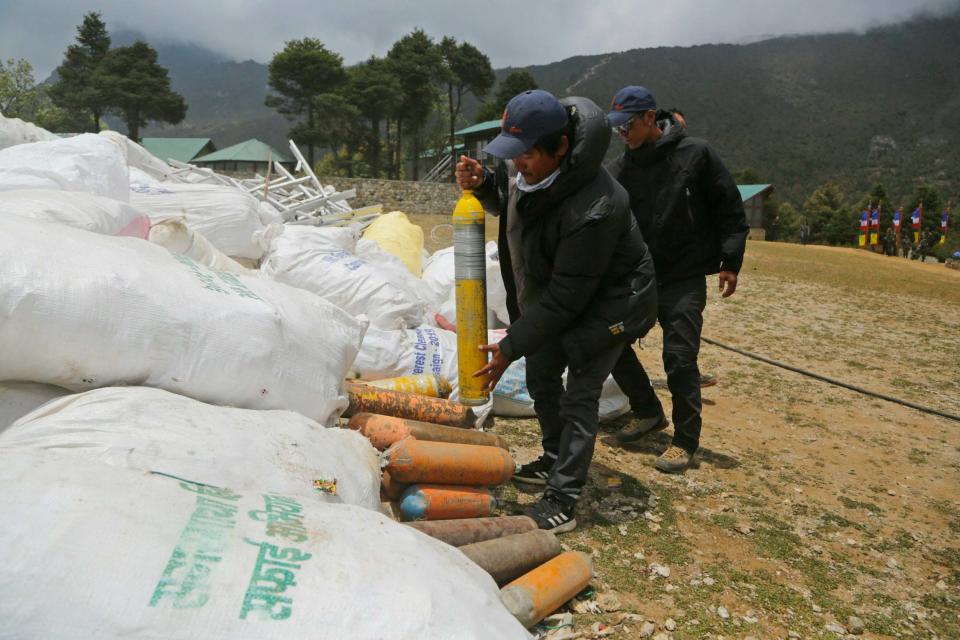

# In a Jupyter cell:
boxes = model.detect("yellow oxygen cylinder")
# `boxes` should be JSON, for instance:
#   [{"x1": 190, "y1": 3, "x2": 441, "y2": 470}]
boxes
[{"x1": 453, "y1": 190, "x2": 490, "y2": 406}]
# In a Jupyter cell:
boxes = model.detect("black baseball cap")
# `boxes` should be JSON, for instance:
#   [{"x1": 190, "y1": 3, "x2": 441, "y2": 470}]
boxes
[
  {"x1": 484, "y1": 90, "x2": 569, "y2": 159},
  {"x1": 607, "y1": 85, "x2": 657, "y2": 127}
]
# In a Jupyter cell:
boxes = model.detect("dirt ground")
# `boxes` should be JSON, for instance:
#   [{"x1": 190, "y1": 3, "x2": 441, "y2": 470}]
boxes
[{"x1": 410, "y1": 214, "x2": 960, "y2": 640}]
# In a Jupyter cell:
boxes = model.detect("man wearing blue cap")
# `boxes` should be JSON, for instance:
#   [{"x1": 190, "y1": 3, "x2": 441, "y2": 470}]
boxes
[
  {"x1": 456, "y1": 90, "x2": 657, "y2": 532},
  {"x1": 605, "y1": 85, "x2": 748, "y2": 474}
]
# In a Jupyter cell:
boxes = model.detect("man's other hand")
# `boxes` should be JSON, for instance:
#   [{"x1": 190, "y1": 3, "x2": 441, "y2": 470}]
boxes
[
  {"x1": 719, "y1": 271, "x2": 738, "y2": 298},
  {"x1": 473, "y1": 342, "x2": 508, "y2": 393}
]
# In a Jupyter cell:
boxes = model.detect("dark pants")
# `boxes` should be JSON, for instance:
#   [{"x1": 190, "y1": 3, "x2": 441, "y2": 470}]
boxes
[
  {"x1": 611, "y1": 276, "x2": 707, "y2": 455},
  {"x1": 525, "y1": 339, "x2": 624, "y2": 505}
]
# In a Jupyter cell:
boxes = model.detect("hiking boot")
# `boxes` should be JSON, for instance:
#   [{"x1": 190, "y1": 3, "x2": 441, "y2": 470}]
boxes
[
  {"x1": 615, "y1": 411, "x2": 669, "y2": 444},
  {"x1": 655, "y1": 446, "x2": 693, "y2": 474},
  {"x1": 527, "y1": 494, "x2": 577, "y2": 533},
  {"x1": 513, "y1": 455, "x2": 554, "y2": 485},
  {"x1": 699, "y1": 372, "x2": 718, "y2": 388}
]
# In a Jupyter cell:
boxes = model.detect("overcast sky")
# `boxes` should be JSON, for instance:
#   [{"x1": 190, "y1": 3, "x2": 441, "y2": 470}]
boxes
[{"x1": 2, "y1": 0, "x2": 957, "y2": 78}]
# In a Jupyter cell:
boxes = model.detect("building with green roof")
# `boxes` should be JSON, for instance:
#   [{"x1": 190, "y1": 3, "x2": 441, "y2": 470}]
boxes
[
  {"x1": 456, "y1": 119, "x2": 502, "y2": 170},
  {"x1": 192, "y1": 139, "x2": 294, "y2": 174},
  {"x1": 141, "y1": 138, "x2": 215, "y2": 164},
  {"x1": 738, "y1": 184, "x2": 774, "y2": 240}
]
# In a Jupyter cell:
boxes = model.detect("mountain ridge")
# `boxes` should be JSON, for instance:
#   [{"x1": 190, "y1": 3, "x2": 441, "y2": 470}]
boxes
[{"x1": 76, "y1": 14, "x2": 959, "y2": 204}]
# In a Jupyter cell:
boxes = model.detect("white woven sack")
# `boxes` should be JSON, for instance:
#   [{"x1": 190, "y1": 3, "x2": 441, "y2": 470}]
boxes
[
  {"x1": 0, "y1": 112, "x2": 58, "y2": 150},
  {"x1": 0, "y1": 188, "x2": 150, "y2": 237},
  {"x1": 262, "y1": 226, "x2": 430, "y2": 329},
  {"x1": 0, "y1": 382, "x2": 68, "y2": 434},
  {"x1": 0, "y1": 452, "x2": 532, "y2": 640},
  {"x1": 100, "y1": 130, "x2": 175, "y2": 181},
  {"x1": 0, "y1": 216, "x2": 364, "y2": 425},
  {"x1": 130, "y1": 181, "x2": 278, "y2": 259},
  {"x1": 0, "y1": 132, "x2": 129, "y2": 200},
  {"x1": 1, "y1": 387, "x2": 381, "y2": 510}
]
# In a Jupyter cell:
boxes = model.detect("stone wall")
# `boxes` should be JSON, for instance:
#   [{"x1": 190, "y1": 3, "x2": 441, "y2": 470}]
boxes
[{"x1": 317, "y1": 176, "x2": 460, "y2": 216}]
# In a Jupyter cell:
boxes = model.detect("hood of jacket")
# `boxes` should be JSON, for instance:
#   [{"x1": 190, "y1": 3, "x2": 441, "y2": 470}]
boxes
[{"x1": 548, "y1": 96, "x2": 611, "y2": 200}]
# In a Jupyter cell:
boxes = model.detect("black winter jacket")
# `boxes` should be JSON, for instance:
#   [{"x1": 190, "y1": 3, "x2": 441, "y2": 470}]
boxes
[
  {"x1": 605, "y1": 119, "x2": 748, "y2": 285},
  {"x1": 475, "y1": 97, "x2": 656, "y2": 365}
]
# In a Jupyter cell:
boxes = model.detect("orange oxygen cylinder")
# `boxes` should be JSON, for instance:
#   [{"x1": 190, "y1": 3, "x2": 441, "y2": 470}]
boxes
[
  {"x1": 500, "y1": 551, "x2": 594, "y2": 628},
  {"x1": 384, "y1": 439, "x2": 514, "y2": 486},
  {"x1": 399, "y1": 484, "x2": 496, "y2": 521}
]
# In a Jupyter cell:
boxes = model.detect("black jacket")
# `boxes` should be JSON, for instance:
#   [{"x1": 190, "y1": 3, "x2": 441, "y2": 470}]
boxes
[
  {"x1": 605, "y1": 119, "x2": 748, "y2": 285},
  {"x1": 475, "y1": 97, "x2": 656, "y2": 365}
]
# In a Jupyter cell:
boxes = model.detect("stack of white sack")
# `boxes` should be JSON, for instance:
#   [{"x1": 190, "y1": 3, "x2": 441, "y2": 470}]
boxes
[
  {"x1": 130, "y1": 181, "x2": 283, "y2": 261},
  {"x1": 0, "y1": 216, "x2": 365, "y2": 426},
  {"x1": 0, "y1": 188, "x2": 151, "y2": 238},
  {"x1": 0, "y1": 382, "x2": 69, "y2": 435},
  {"x1": 0, "y1": 387, "x2": 381, "y2": 511},
  {"x1": 0, "y1": 452, "x2": 533, "y2": 640},
  {"x1": 421, "y1": 241, "x2": 510, "y2": 327},
  {"x1": 0, "y1": 111, "x2": 59, "y2": 151},
  {"x1": 261, "y1": 225, "x2": 432, "y2": 330},
  {"x1": 0, "y1": 132, "x2": 130, "y2": 200}
]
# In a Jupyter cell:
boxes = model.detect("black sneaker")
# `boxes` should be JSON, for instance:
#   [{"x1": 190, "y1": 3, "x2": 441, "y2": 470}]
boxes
[
  {"x1": 513, "y1": 455, "x2": 554, "y2": 486},
  {"x1": 615, "y1": 411, "x2": 669, "y2": 443},
  {"x1": 527, "y1": 495, "x2": 577, "y2": 533}
]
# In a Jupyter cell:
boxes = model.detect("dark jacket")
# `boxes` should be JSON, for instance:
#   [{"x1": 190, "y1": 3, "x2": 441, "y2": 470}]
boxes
[
  {"x1": 605, "y1": 118, "x2": 748, "y2": 285},
  {"x1": 475, "y1": 97, "x2": 656, "y2": 365}
]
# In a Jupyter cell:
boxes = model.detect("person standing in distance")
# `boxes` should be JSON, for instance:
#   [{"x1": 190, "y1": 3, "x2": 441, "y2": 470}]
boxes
[
  {"x1": 456, "y1": 90, "x2": 657, "y2": 531},
  {"x1": 605, "y1": 86, "x2": 748, "y2": 473}
]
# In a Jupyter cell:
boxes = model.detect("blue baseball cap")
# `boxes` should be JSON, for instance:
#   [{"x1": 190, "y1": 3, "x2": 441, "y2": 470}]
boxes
[
  {"x1": 607, "y1": 85, "x2": 657, "y2": 127},
  {"x1": 484, "y1": 90, "x2": 569, "y2": 159}
]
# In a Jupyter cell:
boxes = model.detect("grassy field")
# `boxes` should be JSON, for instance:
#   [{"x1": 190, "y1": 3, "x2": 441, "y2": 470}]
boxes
[{"x1": 416, "y1": 231, "x2": 958, "y2": 639}]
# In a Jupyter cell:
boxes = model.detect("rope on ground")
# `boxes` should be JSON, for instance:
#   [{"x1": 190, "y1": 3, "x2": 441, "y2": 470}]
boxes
[{"x1": 701, "y1": 336, "x2": 960, "y2": 423}]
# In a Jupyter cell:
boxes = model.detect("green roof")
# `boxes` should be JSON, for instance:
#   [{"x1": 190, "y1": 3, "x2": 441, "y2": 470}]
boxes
[
  {"x1": 454, "y1": 120, "x2": 502, "y2": 136},
  {"x1": 738, "y1": 184, "x2": 774, "y2": 202},
  {"x1": 141, "y1": 138, "x2": 213, "y2": 163},
  {"x1": 193, "y1": 139, "x2": 292, "y2": 164}
]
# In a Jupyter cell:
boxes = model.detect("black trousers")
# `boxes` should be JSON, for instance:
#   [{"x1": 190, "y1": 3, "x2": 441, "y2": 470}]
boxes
[
  {"x1": 525, "y1": 339, "x2": 625, "y2": 505},
  {"x1": 611, "y1": 276, "x2": 707, "y2": 455}
]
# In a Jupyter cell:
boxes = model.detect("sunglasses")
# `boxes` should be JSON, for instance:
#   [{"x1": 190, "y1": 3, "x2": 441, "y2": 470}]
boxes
[{"x1": 614, "y1": 115, "x2": 637, "y2": 136}]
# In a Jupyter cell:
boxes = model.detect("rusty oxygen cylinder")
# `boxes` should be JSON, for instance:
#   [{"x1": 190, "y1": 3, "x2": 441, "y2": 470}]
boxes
[
  {"x1": 347, "y1": 413, "x2": 508, "y2": 451},
  {"x1": 459, "y1": 530, "x2": 562, "y2": 585},
  {"x1": 453, "y1": 190, "x2": 489, "y2": 406},
  {"x1": 345, "y1": 383, "x2": 476, "y2": 428},
  {"x1": 405, "y1": 516, "x2": 538, "y2": 547}
]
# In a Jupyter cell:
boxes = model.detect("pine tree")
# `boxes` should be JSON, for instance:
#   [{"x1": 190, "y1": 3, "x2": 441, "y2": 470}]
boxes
[
  {"x1": 265, "y1": 38, "x2": 346, "y2": 168},
  {"x1": 95, "y1": 41, "x2": 186, "y2": 142},
  {"x1": 475, "y1": 70, "x2": 538, "y2": 122},
  {"x1": 439, "y1": 37, "x2": 494, "y2": 171},
  {"x1": 48, "y1": 12, "x2": 111, "y2": 132},
  {"x1": 387, "y1": 29, "x2": 443, "y2": 179}
]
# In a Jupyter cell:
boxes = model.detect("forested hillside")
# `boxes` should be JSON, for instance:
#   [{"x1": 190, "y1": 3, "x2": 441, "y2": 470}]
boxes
[{"x1": 104, "y1": 13, "x2": 958, "y2": 206}]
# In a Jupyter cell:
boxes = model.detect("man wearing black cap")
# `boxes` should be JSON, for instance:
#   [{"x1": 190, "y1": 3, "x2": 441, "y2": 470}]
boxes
[
  {"x1": 605, "y1": 85, "x2": 748, "y2": 474},
  {"x1": 456, "y1": 89, "x2": 657, "y2": 532}
]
